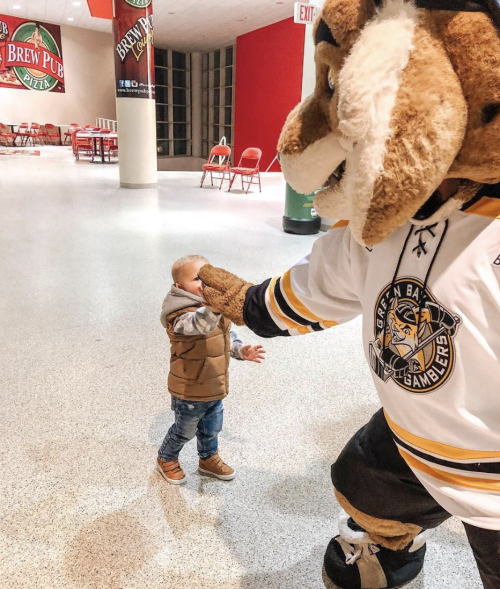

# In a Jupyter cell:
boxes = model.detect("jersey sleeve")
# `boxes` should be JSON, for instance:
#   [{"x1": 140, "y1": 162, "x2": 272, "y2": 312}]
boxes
[{"x1": 243, "y1": 225, "x2": 363, "y2": 338}]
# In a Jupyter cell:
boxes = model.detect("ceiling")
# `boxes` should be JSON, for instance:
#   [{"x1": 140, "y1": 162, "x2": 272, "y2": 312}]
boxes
[
  {"x1": 0, "y1": 0, "x2": 111, "y2": 34},
  {"x1": 0, "y1": 0, "x2": 299, "y2": 52}
]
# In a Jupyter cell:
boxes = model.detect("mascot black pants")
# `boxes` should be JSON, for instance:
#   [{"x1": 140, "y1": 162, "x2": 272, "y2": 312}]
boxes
[{"x1": 332, "y1": 410, "x2": 500, "y2": 589}]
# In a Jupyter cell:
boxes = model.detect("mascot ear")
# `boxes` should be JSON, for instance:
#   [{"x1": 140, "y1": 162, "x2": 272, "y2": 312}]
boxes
[{"x1": 337, "y1": 9, "x2": 468, "y2": 246}]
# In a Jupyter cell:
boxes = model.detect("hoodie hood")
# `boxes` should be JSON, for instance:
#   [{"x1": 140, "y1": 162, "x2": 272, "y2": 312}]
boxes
[{"x1": 160, "y1": 286, "x2": 204, "y2": 328}]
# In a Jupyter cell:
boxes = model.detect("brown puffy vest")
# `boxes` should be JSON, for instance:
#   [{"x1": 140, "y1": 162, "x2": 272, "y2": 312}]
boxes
[{"x1": 166, "y1": 307, "x2": 232, "y2": 402}]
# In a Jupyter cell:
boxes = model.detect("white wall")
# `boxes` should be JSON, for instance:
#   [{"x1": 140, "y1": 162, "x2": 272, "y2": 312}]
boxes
[
  {"x1": 301, "y1": 0, "x2": 325, "y2": 99},
  {"x1": 0, "y1": 25, "x2": 116, "y2": 126},
  {"x1": 301, "y1": 0, "x2": 335, "y2": 230}
]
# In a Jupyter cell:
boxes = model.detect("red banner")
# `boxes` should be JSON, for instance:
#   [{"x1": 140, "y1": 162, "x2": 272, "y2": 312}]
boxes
[
  {"x1": 113, "y1": 0, "x2": 154, "y2": 99},
  {"x1": 0, "y1": 14, "x2": 65, "y2": 92},
  {"x1": 87, "y1": 0, "x2": 113, "y2": 20}
]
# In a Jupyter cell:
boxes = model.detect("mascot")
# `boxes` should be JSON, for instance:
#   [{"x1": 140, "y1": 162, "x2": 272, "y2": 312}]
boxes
[{"x1": 200, "y1": 1, "x2": 500, "y2": 587}]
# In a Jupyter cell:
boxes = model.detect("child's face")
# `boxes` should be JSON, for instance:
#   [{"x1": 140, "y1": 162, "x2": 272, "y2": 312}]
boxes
[{"x1": 175, "y1": 259, "x2": 208, "y2": 298}]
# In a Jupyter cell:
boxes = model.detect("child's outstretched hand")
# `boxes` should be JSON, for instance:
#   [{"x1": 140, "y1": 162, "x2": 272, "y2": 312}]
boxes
[{"x1": 241, "y1": 345, "x2": 266, "y2": 363}]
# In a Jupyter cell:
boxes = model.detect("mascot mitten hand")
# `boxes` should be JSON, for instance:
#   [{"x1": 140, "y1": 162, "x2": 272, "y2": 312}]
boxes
[{"x1": 199, "y1": 265, "x2": 253, "y2": 326}]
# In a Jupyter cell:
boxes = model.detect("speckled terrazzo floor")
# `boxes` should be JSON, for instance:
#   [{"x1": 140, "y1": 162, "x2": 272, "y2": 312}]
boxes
[{"x1": 0, "y1": 147, "x2": 482, "y2": 588}]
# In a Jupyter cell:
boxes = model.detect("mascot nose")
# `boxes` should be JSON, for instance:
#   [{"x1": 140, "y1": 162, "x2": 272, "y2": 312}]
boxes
[{"x1": 277, "y1": 97, "x2": 348, "y2": 196}]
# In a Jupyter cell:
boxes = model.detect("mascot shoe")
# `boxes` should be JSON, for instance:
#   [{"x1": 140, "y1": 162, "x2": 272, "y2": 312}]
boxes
[{"x1": 323, "y1": 512, "x2": 432, "y2": 589}]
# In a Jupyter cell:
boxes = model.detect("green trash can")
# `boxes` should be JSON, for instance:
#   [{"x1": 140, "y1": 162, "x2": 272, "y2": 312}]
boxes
[{"x1": 283, "y1": 183, "x2": 321, "y2": 235}]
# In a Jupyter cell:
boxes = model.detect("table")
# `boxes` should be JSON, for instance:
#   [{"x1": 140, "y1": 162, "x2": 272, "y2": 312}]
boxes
[
  {"x1": 7, "y1": 123, "x2": 70, "y2": 145},
  {"x1": 76, "y1": 131, "x2": 118, "y2": 163}
]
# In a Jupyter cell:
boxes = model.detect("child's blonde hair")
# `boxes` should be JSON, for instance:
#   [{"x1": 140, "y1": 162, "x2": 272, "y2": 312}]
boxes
[{"x1": 171, "y1": 255, "x2": 209, "y2": 284}]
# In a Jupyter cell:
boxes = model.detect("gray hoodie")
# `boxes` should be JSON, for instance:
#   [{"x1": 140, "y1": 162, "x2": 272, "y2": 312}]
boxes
[{"x1": 160, "y1": 286, "x2": 204, "y2": 328}]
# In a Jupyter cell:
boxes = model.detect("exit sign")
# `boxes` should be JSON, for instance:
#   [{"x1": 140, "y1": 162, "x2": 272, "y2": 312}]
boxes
[{"x1": 294, "y1": 2, "x2": 318, "y2": 25}]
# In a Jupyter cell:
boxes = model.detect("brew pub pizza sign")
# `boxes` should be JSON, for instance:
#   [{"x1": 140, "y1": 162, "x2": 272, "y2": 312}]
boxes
[{"x1": 0, "y1": 15, "x2": 65, "y2": 92}]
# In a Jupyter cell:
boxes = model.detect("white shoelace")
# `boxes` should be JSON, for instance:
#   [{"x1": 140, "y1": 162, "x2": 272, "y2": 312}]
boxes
[
  {"x1": 337, "y1": 536, "x2": 381, "y2": 566},
  {"x1": 336, "y1": 510, "x2": 382, "y2": 566}
]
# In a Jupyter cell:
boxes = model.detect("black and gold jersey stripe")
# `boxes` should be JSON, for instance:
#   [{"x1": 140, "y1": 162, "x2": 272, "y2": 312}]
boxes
[
  {"x1": 244, "y1": 279, "x2": 290, "y2": 338},
  {"x1": 386, "y1": 411, "x2": 500, "y2": 492}
]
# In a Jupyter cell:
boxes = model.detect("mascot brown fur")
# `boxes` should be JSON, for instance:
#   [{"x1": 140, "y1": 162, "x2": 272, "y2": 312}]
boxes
[{"x1": 200, "y1": 1, "x2": 500, "y2": 588}]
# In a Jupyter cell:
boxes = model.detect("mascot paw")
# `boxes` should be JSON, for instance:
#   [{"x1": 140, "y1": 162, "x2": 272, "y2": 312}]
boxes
[{"x1": 198, "y1": 264, "x2": 253, "y2": 326}]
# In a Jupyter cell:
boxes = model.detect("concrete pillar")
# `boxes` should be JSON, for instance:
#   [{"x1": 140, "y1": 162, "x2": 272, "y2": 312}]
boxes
[
  {"x1": 113, "y1": 0, "x2": 157, "y2": 189},
  {"x1": 191, "y1": 52, "x2": 203, "y2": 158}
]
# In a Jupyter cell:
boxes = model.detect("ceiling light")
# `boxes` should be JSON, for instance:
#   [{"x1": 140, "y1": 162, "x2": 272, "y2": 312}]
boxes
[
  {"x1": 12, "y1": 4, "x2": 21, "y2": 9},
  {"x1": 72, "y1": 1, "x2": 81, "y2": 5},
  {"x1": 67, "y1": 17, "x2": 74, "y2": 21}
]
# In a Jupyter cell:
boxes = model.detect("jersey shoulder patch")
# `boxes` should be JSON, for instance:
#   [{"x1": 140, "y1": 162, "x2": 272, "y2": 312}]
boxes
[
  {"x1": 465, "y1": 196, "x2": 500, "y2": 219},
  {"x1": 330, "y1": 219, "x2": 349, "y2": 230}
]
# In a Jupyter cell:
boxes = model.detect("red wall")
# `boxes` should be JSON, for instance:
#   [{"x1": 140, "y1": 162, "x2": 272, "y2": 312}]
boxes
[{"x1": 234, "y1": 18, "x2": 305, "y2": 172}]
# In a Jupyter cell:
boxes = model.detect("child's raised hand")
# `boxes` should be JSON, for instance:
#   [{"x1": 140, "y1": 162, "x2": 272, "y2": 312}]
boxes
[{"x1": 241, "y1": 345, "x2": 266, "y2": 363}]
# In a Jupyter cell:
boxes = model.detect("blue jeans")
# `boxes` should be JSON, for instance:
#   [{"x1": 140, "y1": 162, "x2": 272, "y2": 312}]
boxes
[{"x1": 158, "y1": 397, "x2": 224, "y2": 462}]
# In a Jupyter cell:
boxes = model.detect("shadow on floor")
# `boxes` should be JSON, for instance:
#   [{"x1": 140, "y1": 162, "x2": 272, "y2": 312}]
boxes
[{"x1": 63, "y1": 510, "x2": 156, "y2": 589}]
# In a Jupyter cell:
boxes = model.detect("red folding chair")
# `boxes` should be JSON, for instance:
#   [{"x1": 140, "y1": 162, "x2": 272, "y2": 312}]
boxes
[
  {"x1": 15, "y1": 122, "x2": 30, "y2": 146},
  {"x1": 70, "y1": 127, "x2": 82, "y2": 157},
  {"x1": 64, "y1": 123, "x2": 79, "y2": 144},
  {"x1": 44, "y1": 124, "x2": 61, "y2": 145},
  {"x1": 228, "y1": 148, "x2": 262, "y2": 194},
  {"x1": 104, "y1": 136, "x2": 118, "y2": 162},
  {"x1": 96, "y1": 129, "x2": 118, "y2": 162},
  {"x1": 0, "y1": 123, "x2": 17, "y2": 146},
  {"x1": 73, "y1": 129, "x2": 93, "y2": 160},
  {"x1": 28, "y1": 123, "x2": 44, "y2": 146},
  {"x1": 200, "y1": 145, "x2": 232, "y2": 190}
]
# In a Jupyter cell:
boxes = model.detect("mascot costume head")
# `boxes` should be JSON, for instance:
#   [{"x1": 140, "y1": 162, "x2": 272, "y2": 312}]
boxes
[{"x1": 279, "y1": 0, "x2": 500, "y2": 247}]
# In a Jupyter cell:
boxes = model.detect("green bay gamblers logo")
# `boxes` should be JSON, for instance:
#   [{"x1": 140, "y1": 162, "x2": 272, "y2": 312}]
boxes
[
  {"x1": 369, "y1": 278, "x2": 461, "y2": 394},
  {"x1": 124, "y1": 0, "x2": 152, "y2": 7},
  {"x1": 7, "y1": 22, "x2": 64, "y2": 91}
]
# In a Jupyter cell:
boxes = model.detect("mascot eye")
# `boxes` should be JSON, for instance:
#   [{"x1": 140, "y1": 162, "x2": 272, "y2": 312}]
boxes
[{"x1": 482, "y1": 103, "x2": 500, "y2": 125}]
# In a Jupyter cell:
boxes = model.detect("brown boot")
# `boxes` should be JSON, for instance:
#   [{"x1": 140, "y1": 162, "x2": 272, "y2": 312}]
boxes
[
  {"x1": 199, "y1": 451, "x2": 235, "y2": 481},
  {"x1": 156, "y1": 457, "x2": 187, "y2": 485}
]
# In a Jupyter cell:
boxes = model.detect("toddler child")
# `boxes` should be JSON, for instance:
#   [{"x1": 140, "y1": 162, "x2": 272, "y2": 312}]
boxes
[{"x1": 157, "y1": 255, "x2": 265, "y2": 484}]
